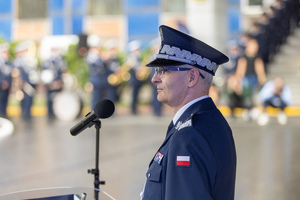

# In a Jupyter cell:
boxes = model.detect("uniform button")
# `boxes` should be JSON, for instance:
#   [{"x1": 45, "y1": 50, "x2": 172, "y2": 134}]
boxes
[{"x1": 148, "y1": 173, "x2": 151, "y2": 178}]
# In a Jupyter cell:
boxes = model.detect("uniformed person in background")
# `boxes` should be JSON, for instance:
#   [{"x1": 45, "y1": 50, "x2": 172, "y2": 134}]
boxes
[
  {"x1": 0, "y1": 43, "x2": 12, "y2": 118},
  {"x1": 126, "y1": 40, "x2": 143, "y2": 115},
  {"x1": 41, "y1": 48, "x2": 67, "y2": 119},
  {"x1": 13, "y1": 41, "x2": 38, "y2": 119},
  {"x1": 103, "y1": 39, "x2": 121, "y2": 103},
  {"x1": 148, "y1": 38, "x2": 163, "y2": 116},
  {"x1": 140, "y1": 25, "x2": 236, "y2": 200},
  {"x1": 86, "y1": 39, "x2": 110, "y2": 109}
]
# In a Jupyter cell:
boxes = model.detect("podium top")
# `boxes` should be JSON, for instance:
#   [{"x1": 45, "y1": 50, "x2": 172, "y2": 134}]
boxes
[{"x1": 0, "y1": 186, "x2": 116, "y2": 200}]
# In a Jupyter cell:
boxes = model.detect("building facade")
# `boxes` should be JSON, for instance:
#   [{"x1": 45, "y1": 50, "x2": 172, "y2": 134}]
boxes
[{"x1": 0, "y1": 0, "x2": 270, "y2": 50}]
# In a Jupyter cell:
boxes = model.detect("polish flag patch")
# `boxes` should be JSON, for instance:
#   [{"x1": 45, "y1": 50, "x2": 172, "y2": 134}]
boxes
[{"x1": 176, "y1": 156, "x2": 190, "y2": 166}]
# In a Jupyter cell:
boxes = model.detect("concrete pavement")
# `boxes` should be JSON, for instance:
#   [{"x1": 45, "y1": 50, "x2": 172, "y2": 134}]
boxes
[{"x1": 0, "y1": 113, "x2": 300, "y2": 199}]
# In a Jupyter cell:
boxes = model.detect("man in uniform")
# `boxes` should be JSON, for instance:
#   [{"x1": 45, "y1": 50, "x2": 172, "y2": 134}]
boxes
[
  {"x1": 0, "y1": 43, "x2": 12, "y2": 118},
  {"x1": 13, "y1": 41, "x2": 38, "y2": 119},
  {"x1": 41, "y1": 48, "x2": 67, "y2": 119},
  {"x1": 141, "y1": 25, "x2": 236, "y2": 200},
  {"x1": 86, "y1": 43, "x2": 110, "y2": 109},
  {"x1": 127, "y1": 40, "x2": 143, "y2": 115},
  {"x1": 148, "y1": 38, "x2": 163, "y2": 116},
  {"x1": 103, "y1": 39, "x2": 121, "y2": 103}
]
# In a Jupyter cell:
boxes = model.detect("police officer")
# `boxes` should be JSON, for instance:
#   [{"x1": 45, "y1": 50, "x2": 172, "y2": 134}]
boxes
[
  {"x1": 148, "y1": 38, "x2": 163, "y2": 116},
  {"x1": 126, "y1": 40, "x2": 143, "y2": 115},
  {"x1": 86, "y1": 42, "x2": 110, "y2": 109},
  {"x1": 140, "y1": 25, "x2": 236, "y2": 200},
  {"x1": 41, "y1": 48, "x2": 66, "y2": 118},
  {"x1": 13, "y1": 41, "x2": 38, "y2": 119},
  {"x1": 103, "y1": 39, "x2": 121, "y2": 103},
  {"x1": 0, "y1": 43, "x2": 12, "y2": 118}
]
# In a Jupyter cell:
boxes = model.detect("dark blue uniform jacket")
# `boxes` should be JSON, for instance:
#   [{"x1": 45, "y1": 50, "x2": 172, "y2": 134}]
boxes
[{"x1": 143, "y1": 97, "x2": 236, "y2": 200}]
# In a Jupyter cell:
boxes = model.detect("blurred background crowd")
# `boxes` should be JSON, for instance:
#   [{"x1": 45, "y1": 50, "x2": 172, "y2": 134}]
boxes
[
  {"x1": 0, "y1": 35, "x2": 162, "y2": 121},
  {"x1": 0, "y1": 0, "x2": 299, "y2": 125},
  {"x1": 218, "y1": 0, "x2": 299, "y2": 125}
]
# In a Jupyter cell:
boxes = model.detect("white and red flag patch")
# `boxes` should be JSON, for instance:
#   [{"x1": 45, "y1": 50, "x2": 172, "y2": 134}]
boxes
[{"x1": 176, "y1": 156, "x2": 190, "y2": 166}]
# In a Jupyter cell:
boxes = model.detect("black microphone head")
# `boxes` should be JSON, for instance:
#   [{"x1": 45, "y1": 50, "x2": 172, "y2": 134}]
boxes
[{"x1": 94, "y1": 99, "x2": 115, "y2": 119}]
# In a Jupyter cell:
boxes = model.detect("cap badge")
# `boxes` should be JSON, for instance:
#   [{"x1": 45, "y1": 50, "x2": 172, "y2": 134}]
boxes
[{"x1": 159, "y1": 28, "x2": 164, "y2": 42}]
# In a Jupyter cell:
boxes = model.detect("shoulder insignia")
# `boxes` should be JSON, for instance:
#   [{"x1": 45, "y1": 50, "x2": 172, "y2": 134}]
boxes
[
  {"x1": 176, "y1": 156, "x2": 190, "y2": 166},
  {"x1": 154, "y1": 151, "x2": 164, "y2": 165}
]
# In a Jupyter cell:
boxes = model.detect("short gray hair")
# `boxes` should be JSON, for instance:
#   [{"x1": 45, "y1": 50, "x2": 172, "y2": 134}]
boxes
[
  {"x1": 183, "y1": 64, "x2": 213, "y2": 93},
  {"x1": 198, "y1": 69, "x2": 213, "y2": 92}
]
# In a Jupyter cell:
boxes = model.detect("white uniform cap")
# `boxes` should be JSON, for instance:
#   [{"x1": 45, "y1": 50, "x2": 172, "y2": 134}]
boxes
[
  {"x1": 87, "y1": 34, "x2": 102, "y2": 47},
  {"x1": 128, "y1": 40, "x2": 141, "y2": 52}
]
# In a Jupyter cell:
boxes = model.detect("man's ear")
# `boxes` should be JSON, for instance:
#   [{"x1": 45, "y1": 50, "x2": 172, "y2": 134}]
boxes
[{"x1": 188, "y1": 68, "x2": 199, "y2": 87}]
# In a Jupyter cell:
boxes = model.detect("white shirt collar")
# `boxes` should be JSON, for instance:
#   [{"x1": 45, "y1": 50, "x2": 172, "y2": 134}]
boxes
[{"x1": 173, "y1": 95, "x2": 209, "y2": 125}]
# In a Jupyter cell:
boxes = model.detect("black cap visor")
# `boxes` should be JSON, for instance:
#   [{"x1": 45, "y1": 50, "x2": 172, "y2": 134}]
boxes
[{"x1": 146, "y1": 58, "x2": 186, "y2": 67}]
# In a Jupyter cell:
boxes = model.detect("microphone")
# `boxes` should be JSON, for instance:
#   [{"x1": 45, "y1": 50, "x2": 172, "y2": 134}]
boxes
[{"x1": 69, "y1": 99, "x2": 115, "y2": 136}]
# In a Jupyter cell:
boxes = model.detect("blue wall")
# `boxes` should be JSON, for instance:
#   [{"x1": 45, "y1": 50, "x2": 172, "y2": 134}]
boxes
[
  {"x1": 0, "y1": 0, "x2": 242, "y2": 43},
  {"x1": 124, "y1": 0, "x2": 160, "y2": 48},
  {"x1": 227, "y1": 0, "x2": 241, "y2": 40},
  {"x1": 49, "y1": 0, "x2": 86, "y2": 35},
  {"x1": 0, "y1": 0, "x2": 12, "y2": 40}
]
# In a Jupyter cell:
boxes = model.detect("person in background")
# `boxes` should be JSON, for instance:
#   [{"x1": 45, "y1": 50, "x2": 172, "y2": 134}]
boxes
[
  {"x1": 148, "y1": 38, "x2": 163, "y2": 116},
  {"x1": 13, "y1": 41, "x2": 38, "y2": 119},
  {"x1": 235, "y1": 38, "x2": 266, "y2": 120},
  {"x1": 257, "y1": 12, "x2": 273, "y2": 65},
  {"x1": 103, "y1": 39, "x2": 121, "y2": 103},
  {"x1": 221, "y1": 41, "x2": 243, "y2": 117},
  {"x1": 0, "y1": 43, "x2": 12, "y2": 118},
  {"x1": 41, "y1": 48, "x2": 67, "y2": 119},
  {"x1": 248, "y1": 22, "x2": 270, "y2": 72},
  {"x1": 226, "y1": 74, "x2": 252, "y2": 118},
  {"x1": 126, "y1": 40, "x2": 143, "y2": 115},
  {"x1": 86, "y1": 40, "x2": 110, "y2": 109},
  {"x1": 140, "y1": 25, "x2": 236, "y2": 200},
  {"x1": 257, "y1": 77, "x2": 292, "y2": 126},
  {"x1": 222, "y1": 40, "x2": 241, "y2": 79}
]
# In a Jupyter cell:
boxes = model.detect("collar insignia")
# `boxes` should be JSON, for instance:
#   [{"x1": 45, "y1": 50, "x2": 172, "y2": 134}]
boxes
[{"x1": 175, "y1": 119, "x2": 192, "y2": 131}]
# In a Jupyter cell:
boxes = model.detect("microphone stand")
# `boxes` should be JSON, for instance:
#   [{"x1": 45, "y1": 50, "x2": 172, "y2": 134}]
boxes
[{"x1": 88, "y1": 120, "x2": 105, "y2": 200}]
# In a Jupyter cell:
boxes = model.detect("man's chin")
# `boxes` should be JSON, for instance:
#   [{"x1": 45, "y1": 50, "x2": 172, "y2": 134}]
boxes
[{"x1": 157, "y1": 95, "x2": 166, "y2": 104}]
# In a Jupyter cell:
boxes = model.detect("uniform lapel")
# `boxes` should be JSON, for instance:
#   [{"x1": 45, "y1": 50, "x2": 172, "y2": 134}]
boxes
[
  {"x1": 162, "y1": 98, "x2": 216, "y2": 147},
  {"x1": 148, "y1": 98, "x2": 216, "y2": 167}
]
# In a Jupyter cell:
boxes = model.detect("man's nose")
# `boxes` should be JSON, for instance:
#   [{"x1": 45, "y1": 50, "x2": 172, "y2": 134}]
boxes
[{"x1": 151, "y1": 71, "x2": 161, "y2": 84}]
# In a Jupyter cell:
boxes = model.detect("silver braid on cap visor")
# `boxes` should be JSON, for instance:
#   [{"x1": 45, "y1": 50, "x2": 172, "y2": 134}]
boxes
[
  {"x1": 157, "y1": 44, "x2": 220, "y2": 74},
  {"x1": 156, "y1": 54, "x2": 196, "y2": 65}
]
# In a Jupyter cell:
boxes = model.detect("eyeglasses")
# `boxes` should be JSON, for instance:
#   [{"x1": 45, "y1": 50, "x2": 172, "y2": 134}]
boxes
[
  {"x1": 154, "y1": 67, "x2": 191, "y2": 78},
  {"x1": 154, "y1": 67, "x2": 205, "y2": 79}
]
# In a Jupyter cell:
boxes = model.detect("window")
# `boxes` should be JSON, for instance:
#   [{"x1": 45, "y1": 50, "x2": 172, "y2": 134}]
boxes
[
  {"x1": 18, "y1": 0, "x2": 47, "y2": 19},
  {"x1": 89, "y1": 0, "x2": 122, "y2": 15},
  {"x1": 248, "y1": 0, "x2": 263, "y2": 6},
  {"x1": 241, "y1": 0, "x2": 263, "y2": 14},
  {"x1": 162, "y1": 0, "x2": 185, "y2": 13}
]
